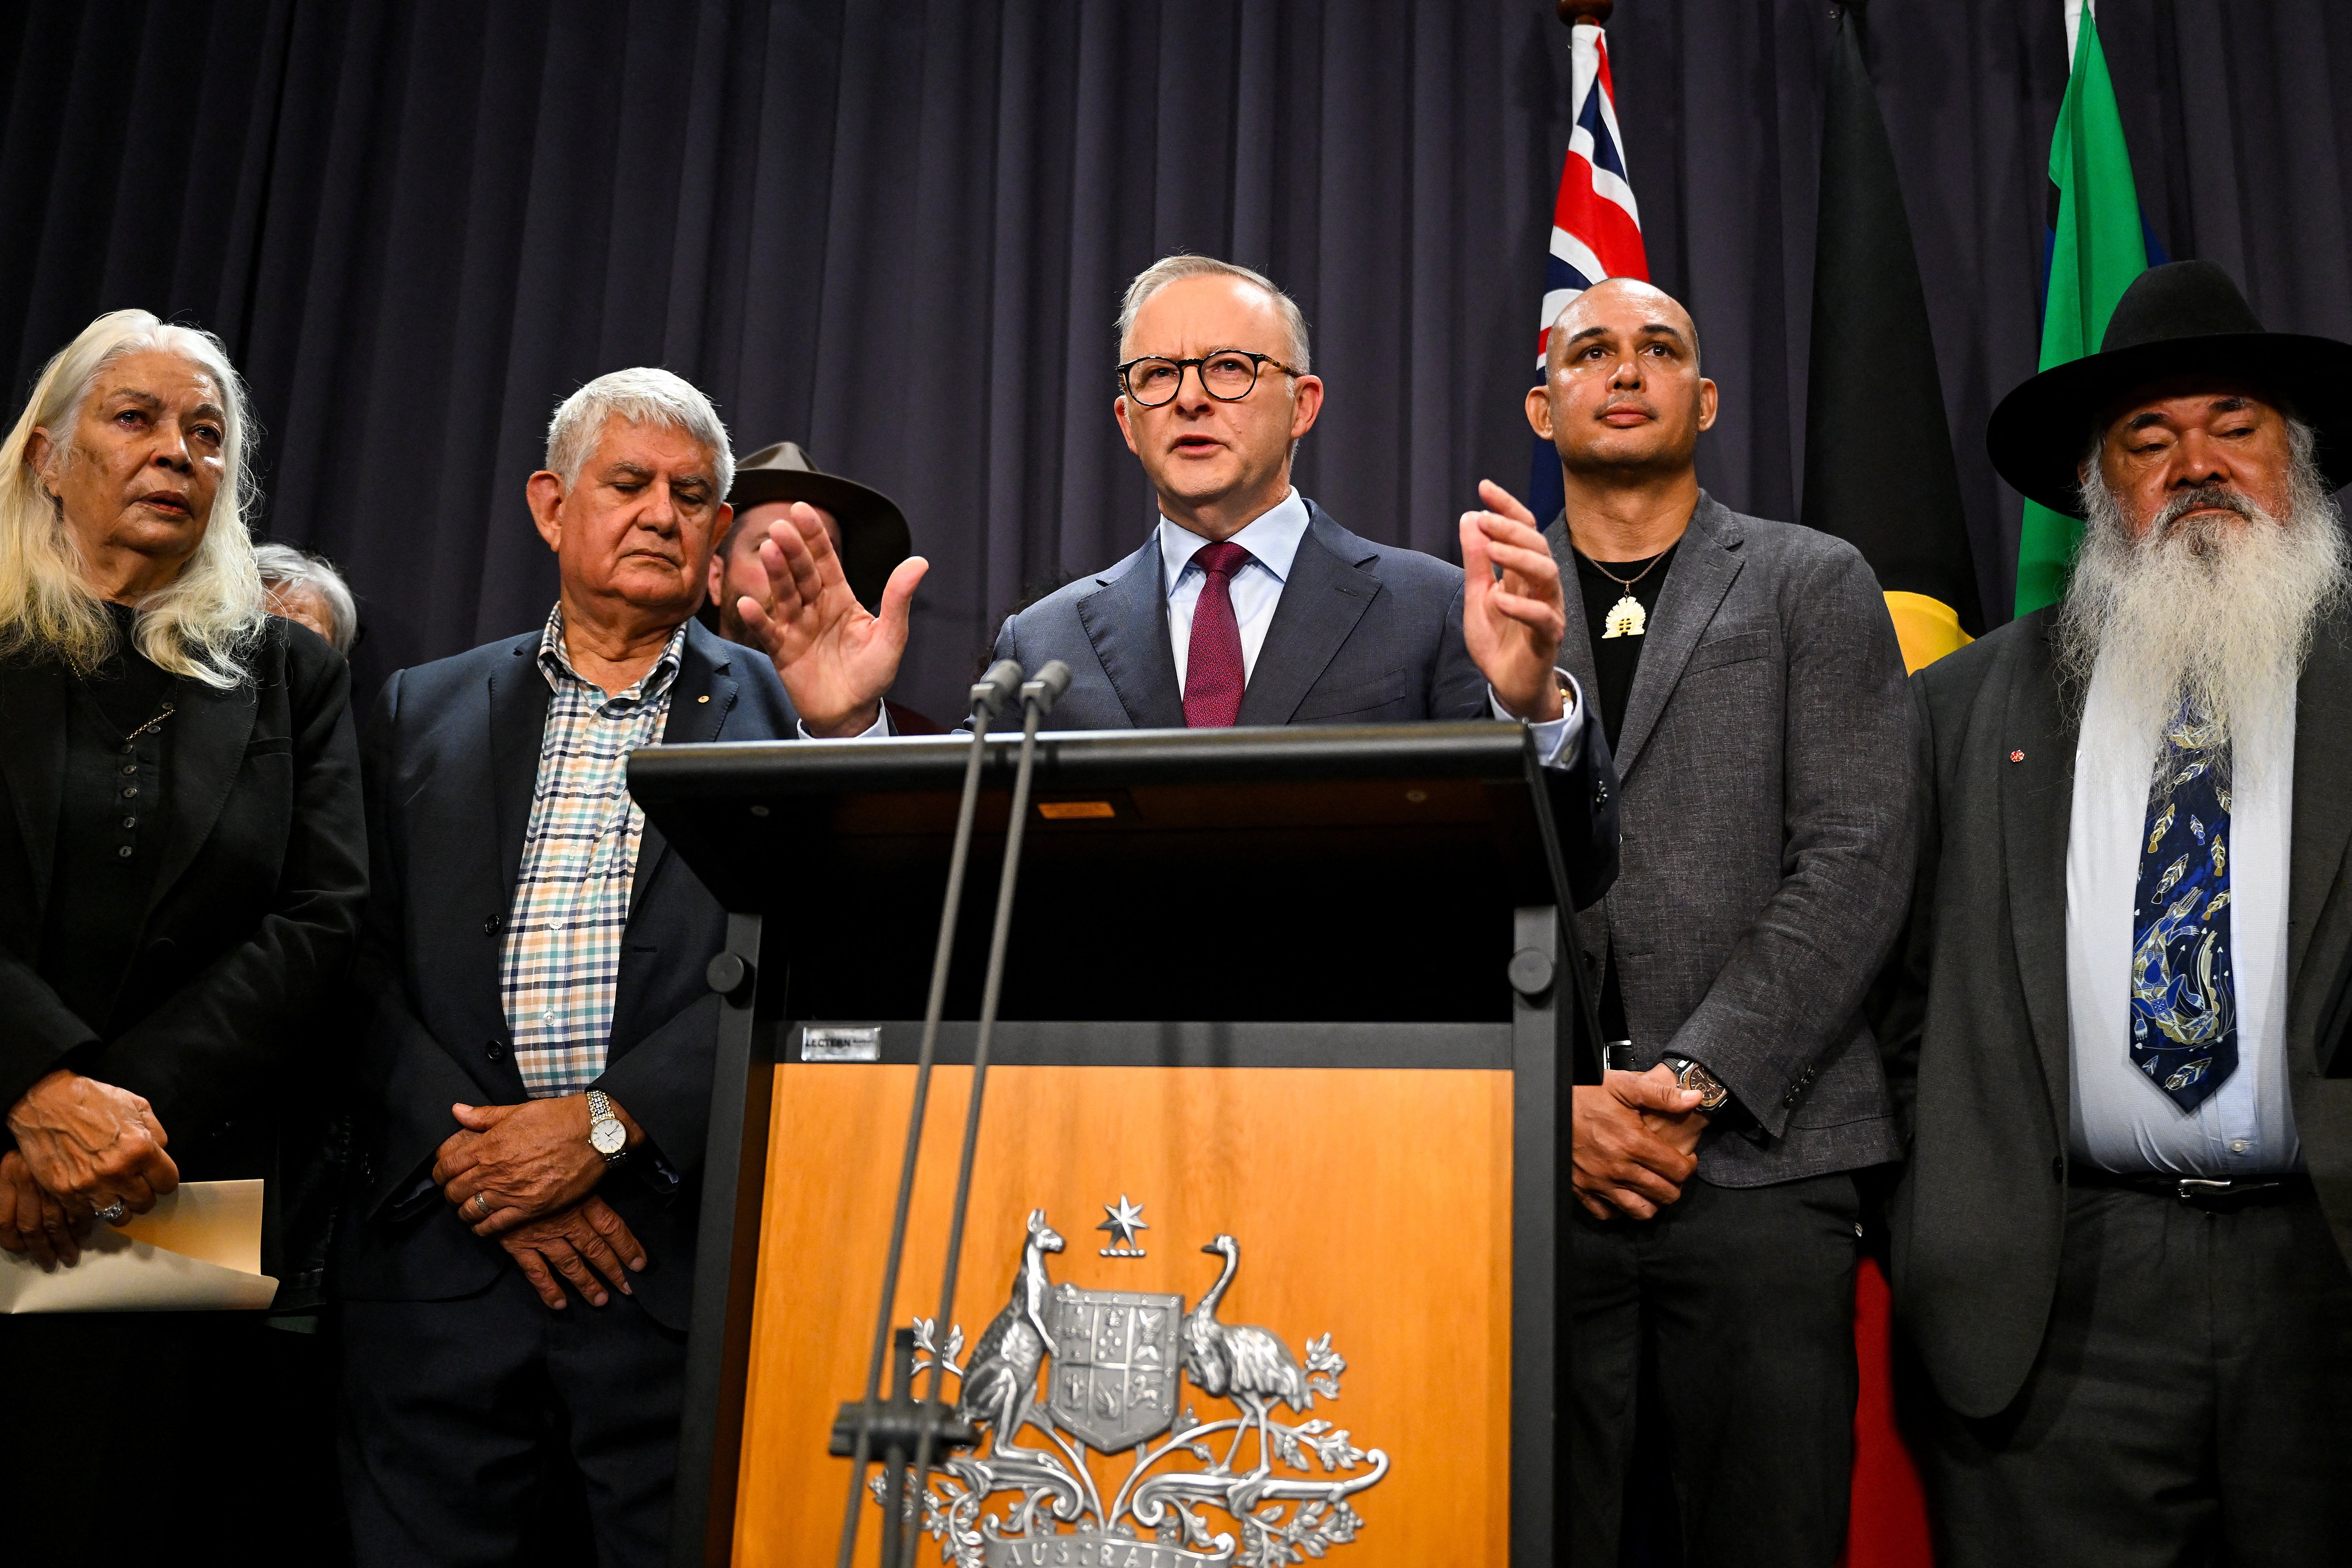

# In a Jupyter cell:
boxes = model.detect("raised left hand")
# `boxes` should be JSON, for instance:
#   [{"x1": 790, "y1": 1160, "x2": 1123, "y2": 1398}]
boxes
[
  {"x1": 434, "y1": 1095, "x2": 637, "y2": 1236},
  {"x1": 1460, "y1": 479, "x2": 1568, "y2": 722}
]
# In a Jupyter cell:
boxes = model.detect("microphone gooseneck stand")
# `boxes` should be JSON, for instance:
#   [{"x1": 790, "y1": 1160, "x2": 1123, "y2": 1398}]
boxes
[
  {"x1": 833, "y1": 660, "x2": 1025, "y2": 1568},
  {"x1": 898, "y1": 659, "x2": 1072, "y2": 1564}
]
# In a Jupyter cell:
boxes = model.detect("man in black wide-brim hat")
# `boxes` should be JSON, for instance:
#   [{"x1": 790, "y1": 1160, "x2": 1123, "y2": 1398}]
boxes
[{"x1": 1875, "y1": 260, "x2": 2352, "y2": 1564}]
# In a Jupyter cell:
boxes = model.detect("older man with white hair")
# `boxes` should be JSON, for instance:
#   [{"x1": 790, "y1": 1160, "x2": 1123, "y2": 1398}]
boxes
[
  {"x1": 1881, "y1": 261, "x2": 2352, "y2": 1565},
  {"x1": 338, "y1": 367, "x2": 802, "y2": 1566}
]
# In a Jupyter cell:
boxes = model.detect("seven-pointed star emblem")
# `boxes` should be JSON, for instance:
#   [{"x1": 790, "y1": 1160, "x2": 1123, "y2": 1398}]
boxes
[{"x1": 1096, "y1": 1194, "x2": 1149, "y2": 1255}]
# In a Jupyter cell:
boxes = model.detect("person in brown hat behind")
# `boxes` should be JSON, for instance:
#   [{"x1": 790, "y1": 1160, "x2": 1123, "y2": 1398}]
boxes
[
  {"x1": 1877, "y1": 259, "x2": 2352, "y2": 1564},
  {"x1": 704, "y1": 441, "x2": 939, "y2": 730}
]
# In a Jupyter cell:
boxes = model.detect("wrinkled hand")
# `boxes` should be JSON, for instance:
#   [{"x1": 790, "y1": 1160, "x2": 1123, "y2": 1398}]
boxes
[
  {"x1": 500, "y1": 1196, "x2": 647, "y2": 1309},
  {"x1": 5, "y1": 1069, "x2": 178, "y2": 1215},
  {"x1": 1461, "y1": 479, "x2": 1568, "y2": 722},
  {"x1": 0, "y1": 1149, "x2": 94, "y2": 1270},
  {"x1": 434, "y1": 1096, "x2": 623, "y2": 1236},
  {"x1": 1572, "y1": 1067, "x2": 1705, "y2": 1221},
  {"x1": 735, "y1": 501, "x2": 928, "y2": 736}
]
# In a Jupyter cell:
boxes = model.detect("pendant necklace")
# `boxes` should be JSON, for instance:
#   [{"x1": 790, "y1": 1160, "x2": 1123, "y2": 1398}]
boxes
[{"x1": 1592, "y1": 550, "x2": 1668, "y2": 639}]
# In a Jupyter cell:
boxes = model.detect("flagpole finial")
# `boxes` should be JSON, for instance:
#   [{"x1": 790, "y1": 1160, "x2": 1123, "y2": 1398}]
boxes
[{"x1": 1557, "y1": 0, "x2": 1614, "y2": 27}]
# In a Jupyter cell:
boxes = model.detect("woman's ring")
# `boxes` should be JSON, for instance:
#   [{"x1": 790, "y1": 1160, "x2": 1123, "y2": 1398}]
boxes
[{"x1": 97, "y1": 1200, "x2": 128, "y2": 1224}]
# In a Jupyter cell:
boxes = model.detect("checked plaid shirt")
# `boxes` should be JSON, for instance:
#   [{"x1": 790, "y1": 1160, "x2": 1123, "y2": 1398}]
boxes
[{"x1": 499, "y1": 606, "x2": 687, "y2": 1098}]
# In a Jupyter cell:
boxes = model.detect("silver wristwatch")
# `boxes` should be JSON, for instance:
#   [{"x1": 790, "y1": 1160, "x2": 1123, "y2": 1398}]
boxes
[{"x1": 586, "y1": 1089, "x2": 628, "y2": 1164}]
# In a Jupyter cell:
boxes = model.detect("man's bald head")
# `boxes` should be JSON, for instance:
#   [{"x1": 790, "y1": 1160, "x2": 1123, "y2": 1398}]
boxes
[
  {"x1": 1546, "y1": 278, "x2": 1702, "y2": 380},
  {"x1": 1528, "y1": 277, "x2": 1717, "y2": 485}
]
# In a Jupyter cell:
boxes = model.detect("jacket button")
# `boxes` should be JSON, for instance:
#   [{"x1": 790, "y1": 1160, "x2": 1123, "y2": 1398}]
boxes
[
  {"x1": 484, "y1": 913, "x2": 505, "y2": 935},
  {"x1": 485, "y1": 1040, "x2": 508, "y2": 1062}
]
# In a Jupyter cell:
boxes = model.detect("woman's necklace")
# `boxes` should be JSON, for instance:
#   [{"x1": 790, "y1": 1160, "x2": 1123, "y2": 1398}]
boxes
[{"x1": 1591, "y1": 550, "x2": 1670, "y2": 639}]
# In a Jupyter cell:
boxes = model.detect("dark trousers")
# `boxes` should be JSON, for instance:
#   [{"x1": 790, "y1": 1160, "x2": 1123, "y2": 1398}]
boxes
[
  {"x1": 1918, "y1": 1181, "x2": 2352, "y2": 1568},
  {"x1": 6, "y1": 1311, "x2": 346, "y2": 1567},
  {"x1": 1570, "y1": 1170, "x2": 1863, "y2": 1568},
  {"x1": 339, "y1": 1267, "x2": 688, "y2": 1568}
]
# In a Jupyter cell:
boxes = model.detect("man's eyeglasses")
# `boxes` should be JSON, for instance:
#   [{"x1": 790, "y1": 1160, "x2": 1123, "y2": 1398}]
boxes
[{"x1": 1117, "y1": 350, "x2": 1298, "y2": 408}]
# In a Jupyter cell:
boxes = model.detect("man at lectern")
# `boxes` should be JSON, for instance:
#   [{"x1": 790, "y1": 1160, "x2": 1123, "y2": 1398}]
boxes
[
  {"x1": 724, "y1": 252, "x2": 1617, "y2": 898},
  {"x1": 338, "y1": 369, "x2": 805, "y2": 1566},
  {"x1": 1527, "y1": 279, "x2": 1917, "y2": 1564}
]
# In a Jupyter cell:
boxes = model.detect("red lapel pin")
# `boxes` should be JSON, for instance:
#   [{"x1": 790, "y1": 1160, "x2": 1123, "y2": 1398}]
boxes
[{"x1": 2009, "y1": 749, "x2": 2025, "y2": 763}]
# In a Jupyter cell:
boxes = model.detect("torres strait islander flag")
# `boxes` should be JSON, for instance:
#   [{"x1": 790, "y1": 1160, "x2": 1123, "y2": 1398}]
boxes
[{"x1": 1529, "y1": 12, "x2": 1649, "y2": 524}]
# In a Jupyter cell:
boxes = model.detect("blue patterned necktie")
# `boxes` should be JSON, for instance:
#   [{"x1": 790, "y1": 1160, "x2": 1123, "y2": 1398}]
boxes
[{"x1": 2129, "y1": 708, "x2": 2237, "y2": 1111}]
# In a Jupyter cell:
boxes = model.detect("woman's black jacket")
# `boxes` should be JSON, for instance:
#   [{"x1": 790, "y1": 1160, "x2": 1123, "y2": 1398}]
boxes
[{"x1": 0, "y1": 616, "x2": 367, "y2": 1301}]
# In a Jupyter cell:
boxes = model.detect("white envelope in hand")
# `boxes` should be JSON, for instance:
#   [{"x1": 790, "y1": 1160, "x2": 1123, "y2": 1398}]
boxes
[{"x1": 0, "y1": 1179, "x2": 279, "y2": 1314}]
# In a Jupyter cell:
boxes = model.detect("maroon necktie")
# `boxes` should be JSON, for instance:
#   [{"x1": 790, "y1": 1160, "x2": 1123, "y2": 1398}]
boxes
[{"x1": 1182, "y1": 540, "x2": 1251, "y2": 728}]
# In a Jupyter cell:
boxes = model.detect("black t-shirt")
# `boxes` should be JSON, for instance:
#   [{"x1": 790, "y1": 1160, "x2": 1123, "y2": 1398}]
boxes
[
  {"x1": 1570, "y1": 543, "x2": 1676, "y2": 1052},
  {"x1": 1572, "y1": 543, "x2": 1677, "y2": 756}
]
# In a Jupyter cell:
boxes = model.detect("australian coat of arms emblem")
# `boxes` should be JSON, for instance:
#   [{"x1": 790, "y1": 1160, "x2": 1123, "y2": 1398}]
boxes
[{"x1": 874, "y1": 1207, "x2": 1390, "y2": 1566}]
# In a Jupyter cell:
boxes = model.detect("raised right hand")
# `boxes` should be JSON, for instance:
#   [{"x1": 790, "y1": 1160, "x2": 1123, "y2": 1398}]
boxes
[
  {"x1": 735, "y1": 501, "x2": 928, "y2": 737},
  {"x1": 499, "y1": 1195, "x2": 648, "y2": 1309},
  {"x1": 4, "y1": 1069, "x2": 178, "y2": 1216},
  {"x1": 1570, "y1": 1069, "x2": 1704, "y2": 1221}
]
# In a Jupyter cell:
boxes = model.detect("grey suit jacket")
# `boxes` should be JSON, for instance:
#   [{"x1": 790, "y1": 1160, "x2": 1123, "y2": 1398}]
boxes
[
  {"x1": 1878, "y1": 605, "x2": 2352, "y2": 1417},
  {"x1": 1549, "y1": 494, "x2": 1915, "y2": 1185}
]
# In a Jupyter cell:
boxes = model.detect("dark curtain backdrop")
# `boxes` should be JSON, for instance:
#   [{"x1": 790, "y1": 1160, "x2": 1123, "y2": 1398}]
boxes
[{"x1": 5, "y1": 0, "x2": 2352, "y2": 717}]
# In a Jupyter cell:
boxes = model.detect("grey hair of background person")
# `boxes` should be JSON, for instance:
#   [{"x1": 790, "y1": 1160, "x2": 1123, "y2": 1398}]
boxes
[
  {"x1": 252, "y1": 541, "x2": 360, "y2": 654},
  {"x1": 1115, "y1": 255, "x2": 1312, "y2": 373},
  {"x1": 543, "y1": 366, "x2": 734, "y2": 501}
]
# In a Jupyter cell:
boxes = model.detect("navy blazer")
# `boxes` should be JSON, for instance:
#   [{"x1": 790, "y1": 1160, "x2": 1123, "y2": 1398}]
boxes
[
  {"x1": 338, "y1": 617, "x2": 797, "y2": 1329},
  {"x1": 981, "y1": 499, "x2": 1617, "y2": 905}
]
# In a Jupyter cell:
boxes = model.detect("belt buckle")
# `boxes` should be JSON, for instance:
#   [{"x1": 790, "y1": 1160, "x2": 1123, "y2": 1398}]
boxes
[{"x1": 2171, "y1": 1176, "x2": 2276, "y2": 1206}]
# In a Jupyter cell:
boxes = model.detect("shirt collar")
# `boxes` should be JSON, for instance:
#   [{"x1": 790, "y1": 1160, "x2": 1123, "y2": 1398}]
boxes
[
  {"x1": 537, "y1": 604, "x2": 689, "y2": 709},
  {"x1": 1157, "y1": 488, "x2": 1311, "y2": 597}
]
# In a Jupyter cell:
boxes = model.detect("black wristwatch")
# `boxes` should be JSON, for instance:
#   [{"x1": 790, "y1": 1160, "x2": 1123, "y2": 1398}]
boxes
[{"x1": 1660, "y1": 1055, "x2": 1730, "y2": 1116}]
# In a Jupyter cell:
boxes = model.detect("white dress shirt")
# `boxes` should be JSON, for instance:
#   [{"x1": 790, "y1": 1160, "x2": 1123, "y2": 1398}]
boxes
[
  {"x1": 2065, "y1": 661, "x2": 2300, "y2": 1174},
  {"x1": 1158, "y1": 489, "x2": 1581, "y2": 764}
]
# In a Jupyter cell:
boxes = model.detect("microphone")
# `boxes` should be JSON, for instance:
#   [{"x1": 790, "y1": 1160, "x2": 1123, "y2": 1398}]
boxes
[
  {"x1": 900, "y1": 657, "x2": 1061, "y2": 1552},
  {"x1": 970, "y1": 659, "x2": 1024, "y2": 726},
  {"x1": 834, "y1": 663, "x2": 1024, "y2": 1567},
  {"x1": 1021, "y1": 659, "x2": 1072, "y2": 718}
]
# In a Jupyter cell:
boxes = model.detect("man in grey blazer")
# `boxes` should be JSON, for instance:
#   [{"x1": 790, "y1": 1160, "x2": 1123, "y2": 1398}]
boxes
[
  {"x1": 1881, "y1": 261, "x2": 2352, "y2": 1564},
  {"x1": 1526, "y1": 279, "x2": 1916, "y2": 1564},
  {"x1": 731, "y1": 253, "x2": 1617, "y2": 897}
]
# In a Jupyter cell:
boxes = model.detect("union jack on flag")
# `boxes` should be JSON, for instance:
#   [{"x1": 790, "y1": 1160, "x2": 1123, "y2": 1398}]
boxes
[{"x1": 1530, "y1": 18, "x2": 1649, "y2": 516}]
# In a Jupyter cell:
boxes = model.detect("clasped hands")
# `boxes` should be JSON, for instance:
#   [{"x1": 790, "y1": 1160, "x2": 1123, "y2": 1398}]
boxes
[
  {"x1": 0, "y1": 1069, "x2": 179, "y2": 1270},
  {"x1": 1571, "y1": 1065, "x2": 1710, "y2": 1222},
  {"x1": 432, "y1": 1096, "x2": 647, "y2": 1310}
]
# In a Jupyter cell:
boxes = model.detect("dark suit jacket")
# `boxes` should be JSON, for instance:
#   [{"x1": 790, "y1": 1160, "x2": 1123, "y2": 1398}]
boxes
[
  {"x1": 0, "y1": 619, "x2": 367, "y2": 1292},
  {"x1": 1549, "y1": 496, "x2": 1916, "y2": 1185},
  {"x1": 980, "y1": 498, "x2": 1618, "y2": 905},
  {"x1": 1878, "y1": 605, "x2": 2352, "y2": 1417},
  {"x1": 338, "y1": 618, "x2": 799, "y2": 1330}
]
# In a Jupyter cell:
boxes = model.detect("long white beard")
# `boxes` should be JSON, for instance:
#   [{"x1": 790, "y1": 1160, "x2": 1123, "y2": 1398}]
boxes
[{"x1": 2056, "y1": 454, "x2": 2348, "y2": 791}]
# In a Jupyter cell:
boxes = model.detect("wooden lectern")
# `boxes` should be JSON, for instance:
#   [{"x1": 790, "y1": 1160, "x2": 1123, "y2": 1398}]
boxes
[{"x1": 632, "y1": 724, "x2": 1593, "y2": 1568}]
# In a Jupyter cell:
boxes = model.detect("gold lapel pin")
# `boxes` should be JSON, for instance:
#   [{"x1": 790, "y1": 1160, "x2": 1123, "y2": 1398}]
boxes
[{"x1": 697, "y1": 694, "x2": 710, "y2": 704}]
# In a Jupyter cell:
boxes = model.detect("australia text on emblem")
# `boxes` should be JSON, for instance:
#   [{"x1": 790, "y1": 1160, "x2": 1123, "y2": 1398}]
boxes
[{"x1": 874, "y1": 1208, "x2": 1390, "y2": 1567}]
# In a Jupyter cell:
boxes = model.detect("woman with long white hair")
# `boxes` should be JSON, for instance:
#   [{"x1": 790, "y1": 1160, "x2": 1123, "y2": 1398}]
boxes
[{"x1": 0, "y1": 310, "x2": 366, "y2": 1559}]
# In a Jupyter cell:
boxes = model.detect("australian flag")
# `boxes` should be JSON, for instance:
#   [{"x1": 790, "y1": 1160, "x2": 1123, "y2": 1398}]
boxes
[{"x1": 1530, "y1": 17, "x2": 1650, "y2": 523}]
